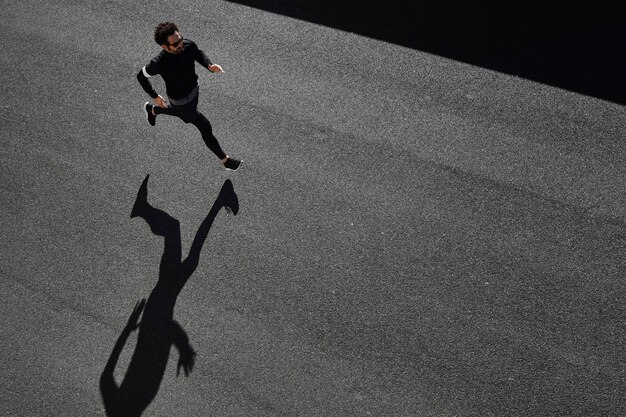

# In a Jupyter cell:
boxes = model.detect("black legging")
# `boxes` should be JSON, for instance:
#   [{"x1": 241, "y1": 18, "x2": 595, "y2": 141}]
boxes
[{"x1": 153, "y1": 94, "x2": 227, "y2": 160}]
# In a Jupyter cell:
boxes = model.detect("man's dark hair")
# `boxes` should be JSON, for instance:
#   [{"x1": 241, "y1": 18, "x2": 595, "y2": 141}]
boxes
[{"x1": 154, "y1": 22, "x2": 179, "y2": 45}]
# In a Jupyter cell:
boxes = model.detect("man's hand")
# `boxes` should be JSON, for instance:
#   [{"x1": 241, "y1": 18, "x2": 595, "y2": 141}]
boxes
[
  {"x1": 153, "y1": 95, "x2": 167, "y2": 108},
  {"x1": 208, "y1": 64, "x2": 224, "y2": 73}
]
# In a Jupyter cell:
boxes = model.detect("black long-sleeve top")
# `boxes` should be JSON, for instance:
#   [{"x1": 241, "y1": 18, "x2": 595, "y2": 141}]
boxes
[{"x1": 136, "y1": 39, "x2": 213, "y2": 100}]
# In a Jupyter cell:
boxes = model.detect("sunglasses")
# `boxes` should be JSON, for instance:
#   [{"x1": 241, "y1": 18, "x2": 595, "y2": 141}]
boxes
[{"x1": 170, "y1": 37, "x2": 183, "y2": 47}]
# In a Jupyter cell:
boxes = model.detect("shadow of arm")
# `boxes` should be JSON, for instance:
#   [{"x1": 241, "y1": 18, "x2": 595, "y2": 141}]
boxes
[
  {"x1": 99, "y1": 300, "x2": 146, "y2": 406},
  {"x1": 99, "y1": 327, "x2": 130, "y2": 404},
  {"x1": 170, "y1": 320, "x2": 196, "y2": 377}
]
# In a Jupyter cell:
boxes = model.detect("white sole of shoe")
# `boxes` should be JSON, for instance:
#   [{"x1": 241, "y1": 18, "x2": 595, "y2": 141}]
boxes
[
  {"x1": 225, "y1": 160, "x2": 243, "y2": 171},
  {"x1": 143, "y1": 102, "x2": 152, "y2": 125}
]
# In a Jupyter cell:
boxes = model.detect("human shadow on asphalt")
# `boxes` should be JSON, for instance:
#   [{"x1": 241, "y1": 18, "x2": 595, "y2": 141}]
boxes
[{"x1": 99, "y1": 175, "x2": 239, "y2": 417}]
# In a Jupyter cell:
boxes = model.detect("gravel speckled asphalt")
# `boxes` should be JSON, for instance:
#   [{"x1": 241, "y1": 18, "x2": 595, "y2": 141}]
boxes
[{"x1": 1, "y1": 1, "x2": 625, "y2": 416}]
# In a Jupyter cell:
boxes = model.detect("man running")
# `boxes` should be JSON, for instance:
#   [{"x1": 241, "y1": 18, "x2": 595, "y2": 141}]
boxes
[{"x1": 137, "y1": 22, "x2": 242, "y2": 171}]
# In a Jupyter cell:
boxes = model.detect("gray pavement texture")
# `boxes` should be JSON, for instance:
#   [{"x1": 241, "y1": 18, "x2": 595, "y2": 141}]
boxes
[{"x1": 1, "y1": 1, "x2": 625, "y2": 416}]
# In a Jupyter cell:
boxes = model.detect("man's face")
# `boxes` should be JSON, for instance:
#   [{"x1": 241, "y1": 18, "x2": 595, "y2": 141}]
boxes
[{"x1": 162, "y1": 31, "x2": 184, "y2": 54}]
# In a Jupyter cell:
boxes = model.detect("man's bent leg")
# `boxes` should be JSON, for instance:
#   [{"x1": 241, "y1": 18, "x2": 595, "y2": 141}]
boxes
[
  {"x1": 153, "y1": 105, "x2": 178, "y2": 117},
  {"x1": 190, "y1": 113, "x2": 227, "y2": 160}
]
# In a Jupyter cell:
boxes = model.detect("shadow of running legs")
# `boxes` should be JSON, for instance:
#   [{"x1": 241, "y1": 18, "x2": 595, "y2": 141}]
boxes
[{"x1": 100, "y1": 176, "x2": 239, "y2": 417}]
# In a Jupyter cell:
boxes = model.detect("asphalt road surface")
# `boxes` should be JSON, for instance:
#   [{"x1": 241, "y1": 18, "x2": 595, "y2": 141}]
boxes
[{"x1": 1, "y1": 1, "x2": 625, "y2": 416}]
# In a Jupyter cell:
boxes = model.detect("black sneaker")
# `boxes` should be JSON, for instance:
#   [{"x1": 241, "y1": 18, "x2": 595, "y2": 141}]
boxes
[
  {"x1": 223, "y1": 157, "x2": 242, "y2": 171},
  {"x1": 144, "y1": 102, "x2": 156, "y2": 126}
]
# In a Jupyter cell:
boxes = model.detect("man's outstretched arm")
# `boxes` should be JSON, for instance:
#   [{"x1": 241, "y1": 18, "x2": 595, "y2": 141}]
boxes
[{"x1": 191, "y1": 40, "x2": 223, "y2": 73}]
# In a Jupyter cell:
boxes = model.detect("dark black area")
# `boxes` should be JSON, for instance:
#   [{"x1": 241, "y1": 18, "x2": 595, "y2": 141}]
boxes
[
  {"x1": 228, "y1": 0, "x2": 625, "y2": 104},
  {"x1": 99, "y1": 176, "x2": 239, "y2": 417}
]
